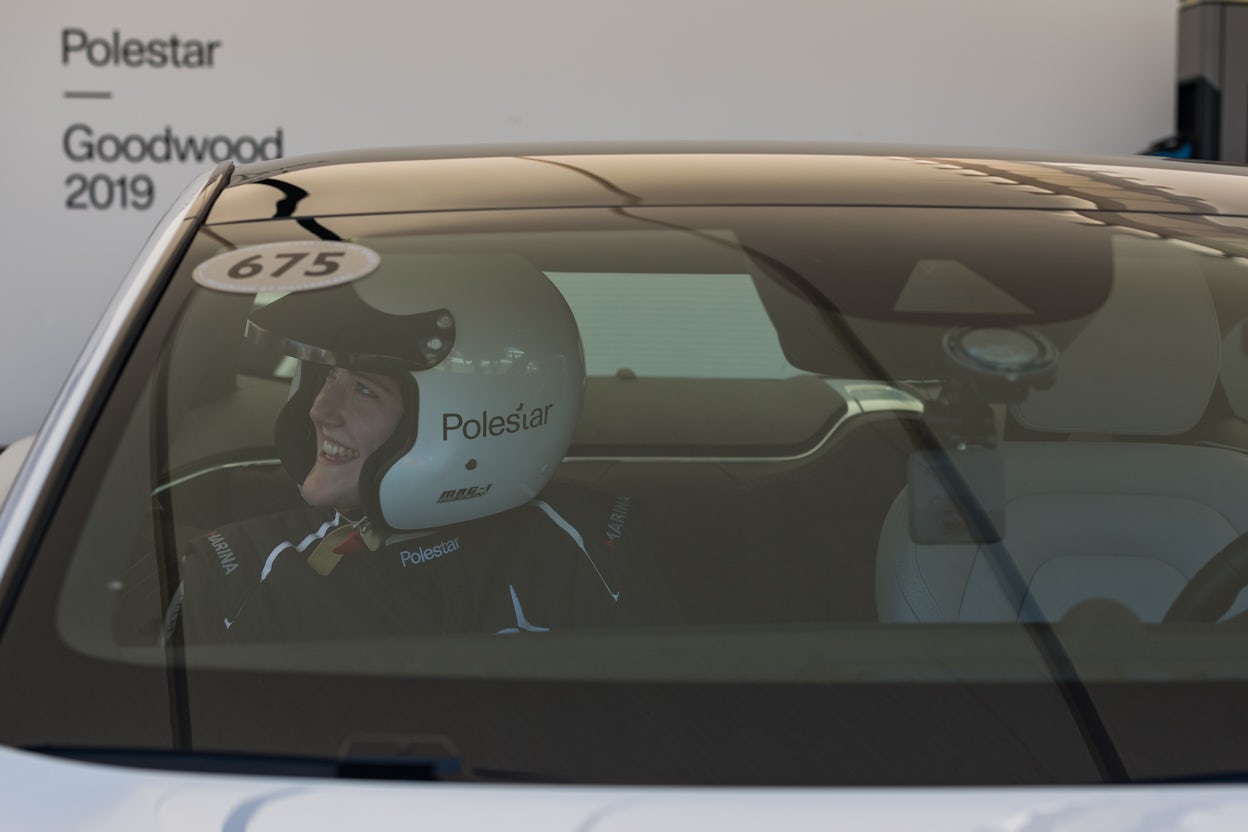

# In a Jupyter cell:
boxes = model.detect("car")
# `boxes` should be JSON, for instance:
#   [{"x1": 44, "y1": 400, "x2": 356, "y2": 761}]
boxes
[{"x1": 5, "y1": 143, "x2": 1248, "y2": 828}]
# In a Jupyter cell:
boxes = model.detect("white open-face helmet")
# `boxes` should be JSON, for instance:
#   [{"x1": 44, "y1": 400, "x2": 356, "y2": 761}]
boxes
[{"x1": 245, "y1": 253, "x2": 585, "y2": 533}]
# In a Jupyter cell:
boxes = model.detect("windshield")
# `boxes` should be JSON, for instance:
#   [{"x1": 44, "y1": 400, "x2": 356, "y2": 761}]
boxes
[{"x1": 9, "y1": 203, "x2": 1248, "y2": 785}]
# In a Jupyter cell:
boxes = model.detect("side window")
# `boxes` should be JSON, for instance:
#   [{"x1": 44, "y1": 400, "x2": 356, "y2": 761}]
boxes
[
  {"x1": 547, "y1": 272, "x2": 842, "y2": 457},
  {"x1": 546, "y1": 272, "x2": 801, "y2": 380}
]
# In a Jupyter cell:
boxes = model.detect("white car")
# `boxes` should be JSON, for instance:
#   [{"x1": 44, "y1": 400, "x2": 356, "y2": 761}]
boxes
[{"x1": 4, "y1": 145, "x2": 1248, "y2": 829}]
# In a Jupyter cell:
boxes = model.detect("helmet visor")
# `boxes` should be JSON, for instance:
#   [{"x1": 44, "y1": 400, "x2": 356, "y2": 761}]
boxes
[{"x1": 244, "y1": 285, "x2": 455, "y2": 374}]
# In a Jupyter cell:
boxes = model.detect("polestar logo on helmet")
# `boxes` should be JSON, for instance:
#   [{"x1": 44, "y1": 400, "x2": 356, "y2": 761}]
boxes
[
  {"x1": 442, "y1": 403, "x2": 554, "y2": 441},
  {"x1": 399, "y1": 537, "x2": 462, "y2": 567},
  {"x1": 438, "y1": 484, "x2": 493, "y2": 504}
]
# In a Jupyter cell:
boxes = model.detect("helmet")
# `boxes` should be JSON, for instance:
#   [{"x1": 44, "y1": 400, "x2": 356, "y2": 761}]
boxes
[{"x1": 245, "y1": 253, "x2": 585, "y2": 533}]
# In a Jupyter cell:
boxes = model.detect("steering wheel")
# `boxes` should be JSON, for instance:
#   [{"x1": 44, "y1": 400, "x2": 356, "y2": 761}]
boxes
[{"x1": 1163, "y1": 531, "x2": 1248, "y2": 623}]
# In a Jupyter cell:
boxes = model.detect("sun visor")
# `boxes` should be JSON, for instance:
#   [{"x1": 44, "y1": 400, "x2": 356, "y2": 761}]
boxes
[{"x1": 745, "y1": 208, "x2": 1113, "y2": 376}]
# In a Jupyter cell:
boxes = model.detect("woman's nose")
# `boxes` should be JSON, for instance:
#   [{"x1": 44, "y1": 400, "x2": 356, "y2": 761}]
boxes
[{"x1": 309, "y1": 374, "x2": 346, "y2": 423}]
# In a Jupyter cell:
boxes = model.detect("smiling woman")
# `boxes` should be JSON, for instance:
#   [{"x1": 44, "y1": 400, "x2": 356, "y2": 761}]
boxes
[
  {"x1": 135, "y1": 244, "x2": 683, "y2": 644},
  {"x1": 301, "y1": 367, "x2": 404, "y2": 511}
]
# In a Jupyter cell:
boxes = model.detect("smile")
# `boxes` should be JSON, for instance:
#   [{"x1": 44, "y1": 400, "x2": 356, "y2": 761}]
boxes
[{"x1": 320, "y1": 439, "x2": 360, "y2": 462}]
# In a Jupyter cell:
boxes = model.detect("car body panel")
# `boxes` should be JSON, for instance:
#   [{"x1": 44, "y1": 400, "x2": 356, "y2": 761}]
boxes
[
  {"x1": 0, "y1": 163, "x2": 231, "y2": 607},
  {"x1": 5, "y1": 745, "x2": 1248, "y2": 832},
  {"x1": 0, "y1": 437, "x2": 34, "y2": 508}
]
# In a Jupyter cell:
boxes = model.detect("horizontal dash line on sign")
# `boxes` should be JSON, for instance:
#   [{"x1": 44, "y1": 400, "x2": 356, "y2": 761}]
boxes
[{"x1": 63, "y1": 90, "x2": 113, "y2": 99}]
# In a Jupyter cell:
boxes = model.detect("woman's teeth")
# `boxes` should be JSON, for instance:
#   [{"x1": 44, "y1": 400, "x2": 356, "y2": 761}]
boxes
[{"x1": 321, "y1": 439, "x2": 359, "y2": 461}]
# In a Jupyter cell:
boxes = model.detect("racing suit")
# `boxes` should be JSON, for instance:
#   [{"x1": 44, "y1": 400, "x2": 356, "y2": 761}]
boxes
[{"x1": 165, "y1": 483, "x2": 672, "y2": 642}]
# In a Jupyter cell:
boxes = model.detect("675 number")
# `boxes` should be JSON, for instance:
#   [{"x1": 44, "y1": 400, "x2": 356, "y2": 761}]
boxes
[
  {"x1": 192, "y1": 241, "x2": 378, "y2": 293},
  {"x1": 227, "y1": 250, "x2": 344, "y2": 280}
]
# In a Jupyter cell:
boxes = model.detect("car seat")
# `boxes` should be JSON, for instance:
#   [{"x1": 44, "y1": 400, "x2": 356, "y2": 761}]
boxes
[{"x1": 875, "y1": 238, "x2": 1248, "y2": 623}]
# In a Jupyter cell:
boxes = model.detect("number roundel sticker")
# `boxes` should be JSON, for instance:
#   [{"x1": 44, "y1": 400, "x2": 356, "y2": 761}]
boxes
[{"x1": 192, "y1": 241, "x2": 381, "y2": 294}]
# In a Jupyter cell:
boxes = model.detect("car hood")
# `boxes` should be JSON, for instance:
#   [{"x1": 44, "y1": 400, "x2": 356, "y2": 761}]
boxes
[{"x1": 5, "y1": 746, "x2": 1248, "y2": 831}]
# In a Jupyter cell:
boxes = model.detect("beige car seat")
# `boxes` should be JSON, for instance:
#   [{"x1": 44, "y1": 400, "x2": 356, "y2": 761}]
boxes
[{"x1": 875, "y1": 239, "x2": 1248, "y2": 623}]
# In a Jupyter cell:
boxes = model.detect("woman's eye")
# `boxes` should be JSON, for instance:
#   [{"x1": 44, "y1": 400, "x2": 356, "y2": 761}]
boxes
[{"x1": 357, "y1": 382, "x2": 377, "y2": 399}]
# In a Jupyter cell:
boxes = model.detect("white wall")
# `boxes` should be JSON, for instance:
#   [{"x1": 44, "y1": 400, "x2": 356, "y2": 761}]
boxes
[{"x1": 0, "y1": 0, "x2": 1179, "y2": 442}]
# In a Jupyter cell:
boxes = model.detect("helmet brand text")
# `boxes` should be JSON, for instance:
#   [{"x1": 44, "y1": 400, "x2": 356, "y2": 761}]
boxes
[{"x1": 442, "y1": 403, "x2": 553, "y2": 440}]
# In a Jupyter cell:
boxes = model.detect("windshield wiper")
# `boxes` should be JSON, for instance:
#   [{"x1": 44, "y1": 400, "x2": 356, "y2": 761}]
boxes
[
  {"x1": 1141, "y1": 770, "x2": 1248, "y2": 785},
  {"x1": 24, "y1": 742, "x2": 549, "y2": 783}
]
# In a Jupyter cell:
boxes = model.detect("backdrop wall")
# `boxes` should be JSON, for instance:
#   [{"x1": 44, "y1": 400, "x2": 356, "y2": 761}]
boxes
[{"x1": 0, "y1": 0, "x2": 1179, "y2": 442}]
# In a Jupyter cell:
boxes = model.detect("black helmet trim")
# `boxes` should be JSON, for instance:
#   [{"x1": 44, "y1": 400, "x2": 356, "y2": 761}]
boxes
[
  {"x1": 245, "y1": 319, "x2": 417, "y2": 375},
  {"x1": 358, "y1": 375, "x2": 421, "y2": 532},
  {"x1": 245, "y1": 285, "x2": 456, "y2": 373}
]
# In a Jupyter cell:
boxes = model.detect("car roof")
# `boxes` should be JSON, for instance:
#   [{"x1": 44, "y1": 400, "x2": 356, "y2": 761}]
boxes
[{"x1": 207, "y1": 143, "x2": 1248, "y2": 223}]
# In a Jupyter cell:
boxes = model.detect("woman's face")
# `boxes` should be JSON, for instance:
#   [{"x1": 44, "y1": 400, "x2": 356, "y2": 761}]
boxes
[{"x1": 301, "y1": 367, "x2": 404, "y2": 512}]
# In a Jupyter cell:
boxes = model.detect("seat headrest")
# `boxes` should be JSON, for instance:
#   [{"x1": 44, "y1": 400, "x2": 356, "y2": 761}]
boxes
[{"x1": 1013, "y1": 237, "x2": 1220, "y2": 436}]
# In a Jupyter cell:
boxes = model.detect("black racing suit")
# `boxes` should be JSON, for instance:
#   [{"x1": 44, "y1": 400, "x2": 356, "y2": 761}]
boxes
[{"x1": 165, "y1": 483, "x2": 675, "y2": 642}]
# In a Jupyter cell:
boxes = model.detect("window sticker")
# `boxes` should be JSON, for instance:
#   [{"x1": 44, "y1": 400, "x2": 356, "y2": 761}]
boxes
[{"x1": 192, "y1": 241, "x2": 380, "y2": 294}]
